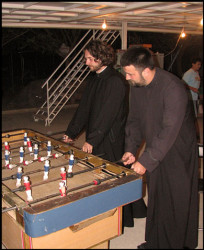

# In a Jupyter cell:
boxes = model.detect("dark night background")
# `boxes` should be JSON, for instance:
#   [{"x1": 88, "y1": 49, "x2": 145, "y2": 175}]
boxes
[{"x1": 2, "y1": 28, "x2": 203, "y2": 110}]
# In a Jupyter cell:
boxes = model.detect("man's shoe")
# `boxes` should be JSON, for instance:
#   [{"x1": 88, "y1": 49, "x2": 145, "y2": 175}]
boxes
[{"x1": 137, "y1": 242, "x2": 147, "y2": 249}]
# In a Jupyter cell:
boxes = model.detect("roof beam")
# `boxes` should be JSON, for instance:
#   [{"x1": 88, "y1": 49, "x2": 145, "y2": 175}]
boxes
[
  {"x1": 2, "y1": 21, "x2": 202, "y2": 35},
  {"x1": 67, "y1": 2, "x2": 127, "y2": 8},
  {"x1": 63, "y1": 2, "x2": 162, "y2": 22}
]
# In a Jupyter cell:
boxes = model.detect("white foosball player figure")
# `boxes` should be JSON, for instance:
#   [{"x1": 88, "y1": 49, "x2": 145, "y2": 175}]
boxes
[
  {"x1": 34, "y1": 144, "x2": 38, "y2": 160},
  {"x1": 16, "y1": 167, "x2": 23, "y2": 187},
  {"x1": 19, "y1": 147, "x2": 24, "y2": 163},
  {"x1": 43, "y1": 160, "x2": 50, "y2": 180},
  {"x1": 47, "y1": 141, "x2": 52, "y2": 157},
  {"x1": 24, "y1": 132, "x2": 27, "y2": 146},
  {"x1": 5, "y1": 149, "x2": 10, "y2": 166},
  {"x1": 23, "y1": 176, "x2": 33, "y2": 201},
  {"x1": 67, "y1": 152, "x2": 74, "y2": 178},
  {"x1": 60, "y1": 167, "x2": 67, "y2": 185},
  {"x1": 27, "y1": 138, "x2": 32, "y2": 152},
  {"x1": 59, "y1": 181, "x2": 66, "y2": 197}
]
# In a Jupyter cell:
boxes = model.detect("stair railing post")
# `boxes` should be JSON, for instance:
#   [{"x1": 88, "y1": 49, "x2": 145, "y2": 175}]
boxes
[{"x1": 46, "y1": 79, "x2": 50, "y2": 126}]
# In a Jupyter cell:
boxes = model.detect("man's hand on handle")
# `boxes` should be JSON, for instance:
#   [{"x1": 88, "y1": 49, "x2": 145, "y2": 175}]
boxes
[
  {"x1": 122, "y1": 152, "x2": 146, "y2": 175},
  {"x1": 62, "y1": 135, "x2": 74, "y2": 143}
]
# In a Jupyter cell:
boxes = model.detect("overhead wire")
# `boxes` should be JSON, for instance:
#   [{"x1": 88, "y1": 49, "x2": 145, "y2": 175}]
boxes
[{"x1": 164, "y1": 34, "x2": 182, "y2": 57}]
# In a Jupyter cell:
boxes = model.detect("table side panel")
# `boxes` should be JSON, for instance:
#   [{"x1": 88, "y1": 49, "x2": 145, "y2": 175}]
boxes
[{"x1": 24, "y1": 178, "x2": 142, "y2": 237}]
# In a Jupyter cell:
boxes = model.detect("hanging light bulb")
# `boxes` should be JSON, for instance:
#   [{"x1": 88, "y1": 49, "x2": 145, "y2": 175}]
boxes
[
  {"x1": 102, "y1": 19, "x2": 107, "y2": 29},
  {"x1": 180, "y1": 28, "x2": 186, "y2": 38},
  {"x1": 200, "y1": 18, "x2": 203, "y2": 26}
]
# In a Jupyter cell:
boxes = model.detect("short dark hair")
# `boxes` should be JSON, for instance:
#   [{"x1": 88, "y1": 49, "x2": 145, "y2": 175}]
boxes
[
  {"x1": 120, "y1": 46, "x2": 155, "y2": 70},
  {"x1": 191, "y1": 57, "x2": 202, "y2": 64},
  {"x1": 84, "y1": 40, "x2": 115, "y2": 66}
]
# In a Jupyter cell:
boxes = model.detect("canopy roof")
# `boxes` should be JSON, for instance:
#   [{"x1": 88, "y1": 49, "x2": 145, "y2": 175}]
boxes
[{"x1": 2, "y1": 2, "x2": 203, "y2": 35}]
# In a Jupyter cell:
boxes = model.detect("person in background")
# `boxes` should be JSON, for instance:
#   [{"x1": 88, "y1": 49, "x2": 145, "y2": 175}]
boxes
[
  {"x1": 182, "y1": 57, "x2": 202, "y2": 117},
  {"x1": 120, "y1": 46, "x2": 199, "y2": 249},
  {"x1": 63, "y1": 40, "x2": 147, "y2": 228}
]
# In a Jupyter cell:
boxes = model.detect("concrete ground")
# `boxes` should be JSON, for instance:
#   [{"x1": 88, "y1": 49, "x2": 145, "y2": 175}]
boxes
[{"x1": 2, "y1": 106, "x2": 203, "y2": 249}]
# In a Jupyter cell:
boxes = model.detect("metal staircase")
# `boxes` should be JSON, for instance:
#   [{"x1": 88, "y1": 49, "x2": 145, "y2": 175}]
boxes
[{"x1": 33, "y1": 29, "x2": 120, "y2": 126}]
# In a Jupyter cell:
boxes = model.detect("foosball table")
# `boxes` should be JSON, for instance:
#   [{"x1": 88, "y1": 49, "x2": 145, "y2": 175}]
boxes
[{"x1": 2, "y1": 129, "x2": 142, "y2": 249}]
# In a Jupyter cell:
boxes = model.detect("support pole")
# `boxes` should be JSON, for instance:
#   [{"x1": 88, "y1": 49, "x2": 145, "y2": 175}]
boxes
[{"x1": 121, "y1": 21, "x2": 127, "y2": 50}]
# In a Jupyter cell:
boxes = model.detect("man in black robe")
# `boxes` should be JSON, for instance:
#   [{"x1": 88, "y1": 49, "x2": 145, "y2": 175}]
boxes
[
  {"x1": 63, "y1": 40, "x2": 127, "y2": 160},
  {"x1": 63, "y1": 40, "x2": 147, "y2": 228},
  {"x1": 120, "y1": 46, "x2": 199, "y2": 249}
]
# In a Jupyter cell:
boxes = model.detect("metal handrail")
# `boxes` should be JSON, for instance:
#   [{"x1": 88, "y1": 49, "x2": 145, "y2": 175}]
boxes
[
  {"x1": 34, "y1": 29, "x2": 120, "y2": 126},
  {"x1": 41, "y1": 29, "x2": 92, "y2": 89}
]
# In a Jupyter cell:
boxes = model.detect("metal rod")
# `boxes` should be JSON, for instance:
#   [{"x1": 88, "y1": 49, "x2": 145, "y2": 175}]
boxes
[
  {"x1": 2, "y1": 137, "x2": 43, "y2": 151},
  {"x1": 47, "y1": 131, "x2": 65, "y2": 136},
  {"x1": 2, "y1": 145, "x2": 61, "y2": 170},
  {"x1": 2, "y1": 162, "x2": 66, "y2": 181},
  {"x1": 26, "y1": 171, "x2": 126, "y2": 206},
  {"x1": 10, "y1": 163, "x2": 107, "y2": 191},
  {"x1": 2, "y1": 153, "x2": 103, "y2": 181},
  {"x1": 2, "y1": 138, "x2": 25, "y2": 144},
  {"x1": 3, "y1": 160, "x2": 72, "y2": 181},
  {"x1": 2, "y1": 171, "x2": 126, "y2": 212},
  {"x1": 2, "y1": 132, "x2": 25, "y2": 138},
  {"x1": 2, "y1": 206, "x2": 17, "y2": 213},
  {"x1": 2, "y1": 144, "x2": 60, "y2": 160},
  {"x1": 71, "y1": 163, "x2": 106, "y2": 176}
]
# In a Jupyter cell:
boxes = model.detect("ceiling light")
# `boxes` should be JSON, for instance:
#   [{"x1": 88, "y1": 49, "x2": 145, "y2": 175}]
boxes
[
  {"x1": 180, "y1": 28, "x2": 186, "y2": 38},
  {"x1": 102, "y1": 19, "x2": 107, "y2": 29}
]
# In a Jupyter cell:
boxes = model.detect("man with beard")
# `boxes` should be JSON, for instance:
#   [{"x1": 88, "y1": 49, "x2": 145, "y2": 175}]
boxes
[
  {"x1": 63, "y1": 40, "x2": 147, "y2": 227},
  {"x1": 120, "y1": 46, "x2": 199, "y2": 249},
  {"x1": 63, "y1": 39, "x2": 127, "y2": 161}
]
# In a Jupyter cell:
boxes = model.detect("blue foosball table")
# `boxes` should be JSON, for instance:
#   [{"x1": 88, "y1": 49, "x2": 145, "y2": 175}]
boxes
[{"x1": 2, "y1": 129, "x2": 142, "y2": 249}]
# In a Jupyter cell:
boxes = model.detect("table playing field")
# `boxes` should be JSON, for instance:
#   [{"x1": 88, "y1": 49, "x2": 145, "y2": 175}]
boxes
[{"x1": 2, "y1": 129, "x2": 142, "y2": 249}]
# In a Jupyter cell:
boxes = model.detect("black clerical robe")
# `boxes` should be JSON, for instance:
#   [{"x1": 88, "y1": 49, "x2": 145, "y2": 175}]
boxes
[
  {"x1": 66, "y1": 66, "x2": 147, "y2": 227},
  {"x1": 125, "y1": 67, "x2": 199, "y2": 249},
  {"x1": 65, "y1": 66, "x2": 127, "y2": 161}
]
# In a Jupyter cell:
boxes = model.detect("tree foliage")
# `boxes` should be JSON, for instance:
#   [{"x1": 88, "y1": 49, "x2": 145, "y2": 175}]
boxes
[
  {"x1": 2, "y1": 28, "x2": 203, "y2": 95},
  {"x1": 2, "y1": 28, "x2": 86, "y2": 54}
]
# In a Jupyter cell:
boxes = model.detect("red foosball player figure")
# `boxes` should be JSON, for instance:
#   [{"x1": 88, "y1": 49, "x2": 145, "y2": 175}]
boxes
[
  {"x1": 60, "y1": 167, "x2": 67, "y2": 186},
  {"x1": 59, "y1": 181, "x2": 66, "y2": 197},
  {"x1": 4, "y1": 141, "x2": 10, "y2": 151},
  {"x1": 23, "y1": 176, "x2": 33, "y2": 201},
  {"x1": 27, "y1": 138, "x2": 32, "y2": 152},
  {"x1": 23, "y1": 160, "x2": 33, "y2": 166},
  {"x1": 38, "y1": 156, "x2": 49, "y2": 162}
]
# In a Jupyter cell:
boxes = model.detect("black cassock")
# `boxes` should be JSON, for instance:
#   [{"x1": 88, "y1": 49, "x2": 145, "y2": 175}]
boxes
[
  {"x1": 125, "y1": 67, "x2": 199, "y2": 249},
  {"x1": 65, "y1": 66, "x2": 127, "y2": 160},
  {"x1": 65, "y1": 66, "x2": 147, "y2": 226}
]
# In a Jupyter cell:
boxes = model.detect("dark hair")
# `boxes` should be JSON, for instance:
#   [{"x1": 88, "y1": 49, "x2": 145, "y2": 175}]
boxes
[
  {"x1": 191, "y1": 57, "x2": 202, "y2": 64},
  {"x1": 120, "y1": 46, "x2": 155, "y2": 70},
  {"x1": 84, "y1": 40, "x2": 115, "y2": 66}
]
